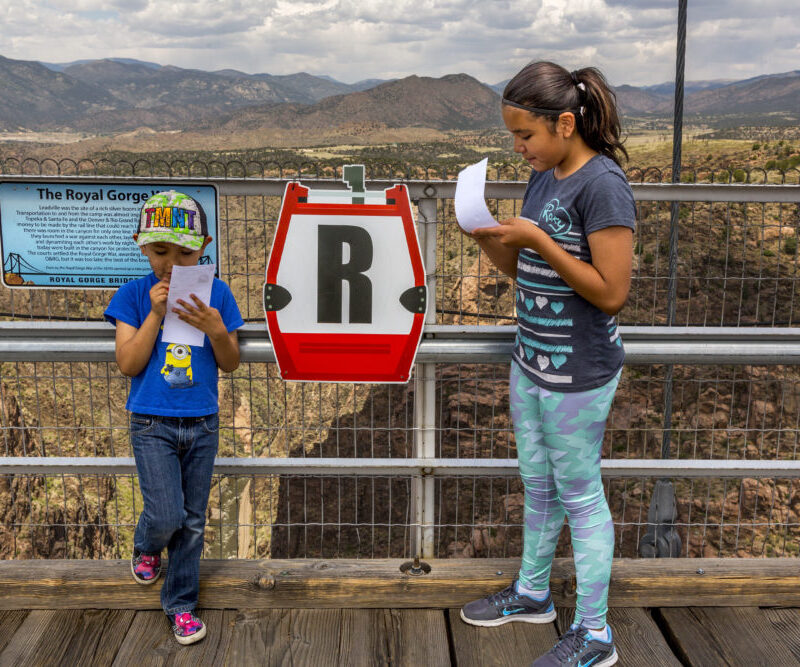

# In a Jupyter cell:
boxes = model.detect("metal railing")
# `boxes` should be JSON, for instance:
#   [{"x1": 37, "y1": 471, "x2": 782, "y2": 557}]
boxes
[{"x1": 1, "y1": 167, "x2": 799, "y2": 561}]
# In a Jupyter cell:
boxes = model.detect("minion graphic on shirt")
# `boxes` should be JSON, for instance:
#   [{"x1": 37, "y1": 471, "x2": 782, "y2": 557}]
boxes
[{"x1": 161, "y1": 344, "x2": 193, "y2": 388}]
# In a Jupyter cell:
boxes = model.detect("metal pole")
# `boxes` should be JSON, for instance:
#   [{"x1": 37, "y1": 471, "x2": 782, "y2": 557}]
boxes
[
  {"x1": 641, "y1": 0, "x2": 687, "y2": 558},
  {"x1": 412, "y1": 196, "x2": 438, "y2": 559},
  {"x1": 662, "y1": 0, "x2": 687, "y2": 458}
]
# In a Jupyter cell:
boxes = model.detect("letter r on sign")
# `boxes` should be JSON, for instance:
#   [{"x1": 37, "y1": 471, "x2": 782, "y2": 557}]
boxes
[{"x1": 317, "y1": 225, "x2": 373, "y2": 323}]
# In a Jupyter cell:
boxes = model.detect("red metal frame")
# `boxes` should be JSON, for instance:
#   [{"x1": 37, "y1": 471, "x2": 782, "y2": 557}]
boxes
[{"x1": 265, "y1": 182, "x2": 425, "y2": 383}]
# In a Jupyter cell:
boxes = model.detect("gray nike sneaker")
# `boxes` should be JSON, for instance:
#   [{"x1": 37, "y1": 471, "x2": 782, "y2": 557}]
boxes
[
  {"x1": 460, "y1": 581, "x2": 556, "y2": 627},
  {"x1": 531, "y1": 624, "x2": 618, "y2": 667}
]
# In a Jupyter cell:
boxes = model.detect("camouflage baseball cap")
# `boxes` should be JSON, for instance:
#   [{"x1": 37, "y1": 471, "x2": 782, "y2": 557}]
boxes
[{"x1": 136, "y1": 190, "x2": 208, "y2": 250}]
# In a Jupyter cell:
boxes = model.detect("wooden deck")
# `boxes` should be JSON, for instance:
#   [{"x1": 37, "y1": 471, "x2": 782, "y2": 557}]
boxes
[
  {"x1": 3, "y1": 605, "x2": 800, "y2": 665},
  {"x1": 2, "y1": 558, "x2": 800, "y2": 665}
]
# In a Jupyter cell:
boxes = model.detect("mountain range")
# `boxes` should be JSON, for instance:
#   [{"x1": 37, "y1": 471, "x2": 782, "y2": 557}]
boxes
[{"x1": 0, "y1": 55, "x2": 797, "y2": 135}]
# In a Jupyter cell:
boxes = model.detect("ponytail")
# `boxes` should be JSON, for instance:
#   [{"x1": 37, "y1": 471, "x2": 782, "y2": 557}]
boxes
[{"x1": 503, "y1": 61, "x2": 628, "y2": 166}]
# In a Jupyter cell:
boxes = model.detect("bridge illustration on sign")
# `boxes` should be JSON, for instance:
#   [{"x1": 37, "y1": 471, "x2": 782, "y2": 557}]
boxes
[{"x1": 3, "y1": 253, "x2": 46, "y2": 283}]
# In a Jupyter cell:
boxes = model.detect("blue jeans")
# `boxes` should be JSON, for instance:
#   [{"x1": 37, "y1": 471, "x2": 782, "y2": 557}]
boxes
[{"x1": 131, "y1": 412, "x2": 219, "y2": 615}]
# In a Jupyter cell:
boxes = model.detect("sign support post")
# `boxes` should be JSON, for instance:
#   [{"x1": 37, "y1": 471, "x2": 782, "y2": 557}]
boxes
[{"x1": 413, "y1": 195, "x2": 438, "y2": 559}]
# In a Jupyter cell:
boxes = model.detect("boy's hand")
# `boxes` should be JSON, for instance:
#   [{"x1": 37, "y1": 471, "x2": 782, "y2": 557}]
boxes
[
  {"x1": 149, "y1": 280, "x2": 170, "y2": 319},
  {"x1": 173, "y1": 294, "x2": 227, "y2": 340},
  {"x1": 471, "y1": 217, "x2": 544, "y2": 249}
]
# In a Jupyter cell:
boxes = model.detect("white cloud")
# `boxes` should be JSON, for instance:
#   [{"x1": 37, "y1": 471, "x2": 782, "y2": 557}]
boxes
[{"x1": 0, "y1": 0, "x2": 797, "y2": 85}]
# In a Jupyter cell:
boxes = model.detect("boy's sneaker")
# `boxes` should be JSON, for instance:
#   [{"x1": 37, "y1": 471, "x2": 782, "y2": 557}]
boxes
[
  {"x1": 170, "y1": 612, "x2": 207, "y2": 645},
  {"x1": 460, "y1": 581, "x2": 556, "y2": 627},
  {"x1": 532, "y1": 624, "x2": 618, "y2": 667},
  {"x1": 130, "y1": 548, "x2": 161, "y2": 584}
]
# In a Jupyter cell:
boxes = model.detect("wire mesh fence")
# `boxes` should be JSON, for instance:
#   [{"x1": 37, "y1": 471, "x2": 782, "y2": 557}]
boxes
[{"x1": 0, "y1": 159, "x2": 799, "y2": 560}]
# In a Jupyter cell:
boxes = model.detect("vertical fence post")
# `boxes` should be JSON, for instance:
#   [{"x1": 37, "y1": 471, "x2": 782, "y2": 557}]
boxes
[
  {"x1": 412, "y1": 195, "x2": 438, "y2": 559},
  {"x1": 639, "y1": 0, "x2": 686, "y2": 558}
]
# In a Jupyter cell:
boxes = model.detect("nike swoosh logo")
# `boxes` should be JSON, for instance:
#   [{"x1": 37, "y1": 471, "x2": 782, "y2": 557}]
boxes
[
  {"x1": 577, "y1": 657, "x2": 599, "y2": 667},
  {"x1": 501, "y1": 607, "x2": 527, "y2": 616}
]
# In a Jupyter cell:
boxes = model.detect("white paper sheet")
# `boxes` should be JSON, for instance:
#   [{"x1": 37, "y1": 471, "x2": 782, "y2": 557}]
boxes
[
  {"x1": 162, "y1": 264, "x2": 216, "y2": 346},
  {"x1": 454, "y1": 157, "x2": 499, "y2": 232}
]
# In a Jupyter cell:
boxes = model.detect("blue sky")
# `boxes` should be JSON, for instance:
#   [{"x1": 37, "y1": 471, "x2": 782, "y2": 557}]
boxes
[{"x1": 1, "y1": 0, "x2": 797, "y2": 86}]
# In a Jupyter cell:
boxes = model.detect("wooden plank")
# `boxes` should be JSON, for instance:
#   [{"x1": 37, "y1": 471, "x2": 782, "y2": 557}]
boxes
[
  {"x1": 221, "y1": 608, "x2": 449, "y2": 666},
  {"x1": 658, "y1": 607, "x2": 800, "y2": 666},
  {"x1": 3, "y1": 558, "x2": 800, "y2": 609},
  {"x1": 447, "y1": 608, "x2": 558, "y2": 667},
  {"x1": 382, "y1": 609, "x2": 450, "y2": 667},
  {"x1": 221, "y1": 609, "x2": 292, "y2": 665},
  {"x1": 279, "y1": 609, "x2": 344, "y2": 665},
  {"x1": 0, "y1": 609, "x2": 84, "y2": 666},
  {"x1": 223, "y1": 609, "x2": 345, "y2": 665},
  {"x1": 111, "y1": 609, "x2": 229, "y2": 667},
  {"x1": 556, "y1": 607, "x2": 680, "y2": 666},
  {"x1": 59, "y1": 609, "x2": 136, "y2": 667},
  {"x1": 761, "y1": 608, "x2": 800, "y2": 663},
  {"x1": 0, "y1": 610, "x2": 28, "y2": 654},
  {"x1": 338, "y1": 609, "x2": 391, "y2": 665}
]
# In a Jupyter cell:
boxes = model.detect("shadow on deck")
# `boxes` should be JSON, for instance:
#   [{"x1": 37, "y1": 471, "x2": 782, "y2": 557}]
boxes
[{"x1": 2, "y1": 558, "x2": 800, "y2": 665}]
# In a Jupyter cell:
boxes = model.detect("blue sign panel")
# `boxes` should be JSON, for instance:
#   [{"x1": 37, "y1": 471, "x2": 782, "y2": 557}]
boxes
[{"x1": 0, "y1": 182, "x2": 218, "y2": 289}]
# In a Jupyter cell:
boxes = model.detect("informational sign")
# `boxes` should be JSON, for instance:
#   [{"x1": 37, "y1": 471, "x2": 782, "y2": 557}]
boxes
[
  {"x1": 264, "y1": 166, "x2": 427, "y2": 383},
  {"x1": 0, "y1": 181, "x2": 218, "y2": 288}
]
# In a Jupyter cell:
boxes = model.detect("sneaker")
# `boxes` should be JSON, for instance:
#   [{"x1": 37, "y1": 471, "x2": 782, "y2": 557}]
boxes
[
  {"x1": 460, "y1": 581, "x2": 556, "y2": 627},
  {"x1": 531, "y1": 624, "x2": 618, "y2": 667},
  {"x1": 170, "y1": 612, "x2": 207, "y2": 645},
  {"x1": 130, "y1": 549, "x2": 161, "y2": 584}
]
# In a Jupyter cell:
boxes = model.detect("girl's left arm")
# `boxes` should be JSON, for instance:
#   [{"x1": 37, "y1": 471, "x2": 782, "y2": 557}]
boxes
[{"x1": 473, "y1": 217, "x2": 633, "y2": 316}]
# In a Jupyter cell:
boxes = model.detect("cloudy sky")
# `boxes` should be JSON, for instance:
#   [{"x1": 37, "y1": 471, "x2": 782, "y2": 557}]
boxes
[{"x1": 1, "y1": 0, "x2": 798, "y2": 86}]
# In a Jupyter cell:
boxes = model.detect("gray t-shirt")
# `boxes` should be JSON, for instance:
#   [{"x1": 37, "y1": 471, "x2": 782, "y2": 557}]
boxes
[{"x1": 513, "y1": 154, "x2": 635, "y2": 391}]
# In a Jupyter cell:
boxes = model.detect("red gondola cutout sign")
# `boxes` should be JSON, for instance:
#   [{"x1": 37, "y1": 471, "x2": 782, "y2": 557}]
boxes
[{"x1": 264, "y1": 166, "x2": 427, "y2": 383}]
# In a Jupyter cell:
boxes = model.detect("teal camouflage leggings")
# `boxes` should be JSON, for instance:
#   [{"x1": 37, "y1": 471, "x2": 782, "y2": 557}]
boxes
[{"x1": 510, "y1": 361, "x2": 620, "y2": 629}]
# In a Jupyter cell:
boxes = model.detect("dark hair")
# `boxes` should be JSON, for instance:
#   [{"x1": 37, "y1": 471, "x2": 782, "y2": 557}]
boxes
[{"x1": 503, "y1": 61, "x2": 628, "y2": 165}]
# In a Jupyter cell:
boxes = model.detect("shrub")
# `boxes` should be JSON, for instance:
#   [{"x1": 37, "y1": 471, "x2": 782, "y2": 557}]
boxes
[
  {"x1": 733, "y1": 169, "x2": 746, "y2": 183},
  {"x1": 783, "y1": 237, "x2": 798, "y2": 255}
]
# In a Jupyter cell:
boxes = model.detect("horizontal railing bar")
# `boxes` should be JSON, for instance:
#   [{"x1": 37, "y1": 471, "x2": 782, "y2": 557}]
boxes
[
  {"x1": 1, "y1": 175, "x2": 798, "y2": 203},
  {"x1": 1, "y1": 457, "x2": 799, "y2": 478},
  {"x1": 2, "y1": 323, "x2": 800, "y2": 364}
]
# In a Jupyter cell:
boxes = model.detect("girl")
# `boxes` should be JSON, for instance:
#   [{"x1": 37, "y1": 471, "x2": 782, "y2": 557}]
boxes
[{"x1": 459, "y1": 62, "x2": 634, "y2": 667}]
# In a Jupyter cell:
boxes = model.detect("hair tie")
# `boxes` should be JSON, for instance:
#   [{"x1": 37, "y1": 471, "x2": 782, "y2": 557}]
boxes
[{"x1": 570, "y1": 70, "x2": 587, "y2": 93}]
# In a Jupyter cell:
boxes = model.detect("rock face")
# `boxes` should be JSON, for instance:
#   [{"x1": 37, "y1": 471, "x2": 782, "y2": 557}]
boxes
[{"x1": 0, "y1": 383, "x2": 116, "y2": 558}]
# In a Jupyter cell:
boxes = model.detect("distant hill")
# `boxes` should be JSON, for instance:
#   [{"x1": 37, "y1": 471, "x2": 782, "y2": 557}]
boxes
[
  {"x1": 642, "y1": 79, "x2": 734, "y2": 97},
  {"x1": 0, "y1": 53, "x2": 797, "y2": 134},
  {"x1": 684, "y1": 70, "x2": 800, "y2": 114},
  {"x1": 40, "y1": 57, "x2": 162, "y2": 72},
  {"x1": 0, "y1": 55, "x2": 118, "y2": 131},
  {"x1": 211, "y1": 74, "x2": 502, "y2": 132},
  {"x1": 62, "y1": 59, "x2": 349, "y2": 108},
  {"x1": 0, "y1": 56, "x2": 389, "y2": 131},
  {"x1": 617, "y1": 71, "x2": 800, "y2": 119}
]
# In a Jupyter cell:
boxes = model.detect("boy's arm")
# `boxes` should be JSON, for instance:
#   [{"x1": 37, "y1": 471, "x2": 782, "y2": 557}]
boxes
[
  {"x1": 115, "y1": 311, "x2": 163, "y2": 376},
  {"x1": 209, "y1": 329, "x2": 240, "y2": 373},
  {"x1": 115, "y1": 279, "x2": 169, "y2": 377}
]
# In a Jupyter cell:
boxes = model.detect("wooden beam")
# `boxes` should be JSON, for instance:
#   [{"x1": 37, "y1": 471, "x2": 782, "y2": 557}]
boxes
[{"x1": 1, "y1": 558, "x2": 800, "y2": 610}]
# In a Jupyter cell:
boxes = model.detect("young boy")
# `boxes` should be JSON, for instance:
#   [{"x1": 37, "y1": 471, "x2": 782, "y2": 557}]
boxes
[{"x1": 104, "y1": 190, "x2": 243, "y2": 645}]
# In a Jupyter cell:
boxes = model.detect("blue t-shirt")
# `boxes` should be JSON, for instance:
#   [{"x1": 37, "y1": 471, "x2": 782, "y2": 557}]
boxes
[
  {"x1": 104, "y1": 272, "x2": 244, "y2": 416},
  {"x1": 513, "y1": 154, "x2": 635, "y2": 391}
]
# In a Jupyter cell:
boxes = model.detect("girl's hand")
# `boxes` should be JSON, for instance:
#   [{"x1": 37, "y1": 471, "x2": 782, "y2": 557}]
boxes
[
  {"x1": 471, "y1": 217, "x2": 544, "y2": 249},
  {"x1": 173, "y1": 295, "x2": 227, "y2": 341},
  {"x1": 149, "y1": 280, "x2": 169, "y2": 319}
]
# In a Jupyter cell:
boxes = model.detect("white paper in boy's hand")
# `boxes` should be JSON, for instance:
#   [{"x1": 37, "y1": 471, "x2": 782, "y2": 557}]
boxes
[
  {"x1": 455, "y1": 157, "x2": 500, "y2": 233},
  {"x1": 162, "y1": 264, "x2": 216, "y2": 347}
]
